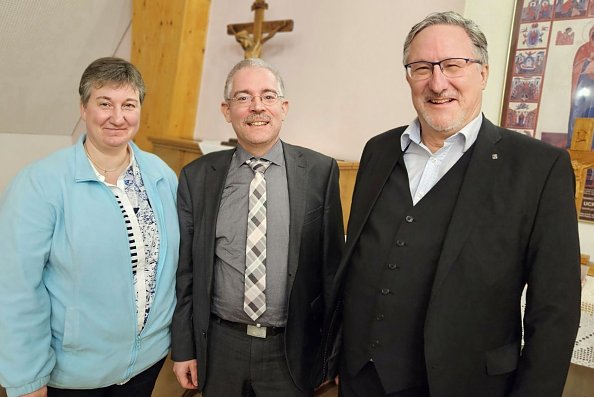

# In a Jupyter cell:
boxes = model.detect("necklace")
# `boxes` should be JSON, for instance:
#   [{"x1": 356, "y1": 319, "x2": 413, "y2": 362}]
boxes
[{"x1": 84, "y1": 143, "x2": 130, "y2": 175}]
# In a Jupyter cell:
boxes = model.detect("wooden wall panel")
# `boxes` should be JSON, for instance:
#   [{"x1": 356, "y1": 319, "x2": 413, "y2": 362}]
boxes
[{"x1": 131, "y1": 0, "x2": 210, "y2": 151}]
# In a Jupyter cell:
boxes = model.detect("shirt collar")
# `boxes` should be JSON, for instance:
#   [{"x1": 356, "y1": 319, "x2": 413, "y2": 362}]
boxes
[
  {"x1": 235, "y1": 139, "x2": 284, "y2": 167},
  {"x1": 86, "y1": 145, "x2": 135, "y2": 186},
  {"x1": 401, "y1": 113, "x2": 483, "y2": 153}
]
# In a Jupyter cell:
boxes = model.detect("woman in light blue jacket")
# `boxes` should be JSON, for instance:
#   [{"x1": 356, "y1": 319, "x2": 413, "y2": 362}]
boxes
[{"x1": 0, "y1": 57, "x2": 179, "y2": 397}]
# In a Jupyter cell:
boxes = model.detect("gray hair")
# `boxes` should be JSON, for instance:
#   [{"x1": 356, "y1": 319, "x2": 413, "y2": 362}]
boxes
[
  {"x1": 224, "y1": 58, "x2": 285, "y2": 100},
  {"x1": 79, "y1": 57, "x2": 146, "y2": 105},
  {"x1": 403, "y1": 11, "x2": 488, "y2": 65}
]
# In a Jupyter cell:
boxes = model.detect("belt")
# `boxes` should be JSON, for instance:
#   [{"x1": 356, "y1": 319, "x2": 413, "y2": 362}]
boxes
[{"x1": 211, "y1": 314, "x2": 285, "y2": 338}]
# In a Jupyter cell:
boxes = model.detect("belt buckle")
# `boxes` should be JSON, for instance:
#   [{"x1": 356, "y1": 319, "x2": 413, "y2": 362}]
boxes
[{"x1": 247, "y1": 324, "x2": 267, "y2": 338}]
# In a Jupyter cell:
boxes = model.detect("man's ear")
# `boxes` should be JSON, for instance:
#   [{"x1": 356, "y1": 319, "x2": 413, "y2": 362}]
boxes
[
  {"x1": 221, "y1": 101, "x2": 231, "y2": 122},
  {"x1": 280, "y1": 100, "x2": 289, "y2": 121},
  {"x1": 480, "y1": 64, "x2": 489, "y2": 89}
]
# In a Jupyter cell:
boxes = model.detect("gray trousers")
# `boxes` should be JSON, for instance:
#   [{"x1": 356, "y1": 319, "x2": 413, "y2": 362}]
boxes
[{"x1": 203, "y1": 318, "x2": 311, "y2": 397}]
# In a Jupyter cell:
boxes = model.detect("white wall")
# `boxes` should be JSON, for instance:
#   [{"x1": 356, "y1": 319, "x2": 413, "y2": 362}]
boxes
[
  {"x1": 195, "y1": 0, "x2": 466, "y2": 162},
  {"x1": 3, "y1": 0, "x2": 593, "y2": 257},
  {"x1": 0, "y1": 134, "x2": 73, "y2": 190},
  {"x1": 0, "y1": 1, "x2": 132, "y2": 193},
  {"x1": 196, "y1": 0, "x2": 594, "y2": 256},
  {"x1": 0, "y1": 0, "x2": 518, "y2": 184},
  {"x1": 465, "y1": 0, "x2": 516, "y2": 123},
  {"x1": 196, "y1": 1, "x2": 523, "y2": 161}
]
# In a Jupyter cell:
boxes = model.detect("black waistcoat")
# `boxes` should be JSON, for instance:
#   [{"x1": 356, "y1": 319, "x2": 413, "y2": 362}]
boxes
[{"x1": 342, "y1": 145, "x2": 474, "y2": 393}]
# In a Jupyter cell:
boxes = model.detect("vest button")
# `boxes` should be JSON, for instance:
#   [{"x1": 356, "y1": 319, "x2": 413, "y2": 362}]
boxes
[
  {"x1": 381, "y1": 288, "x2": 390, "y2": 295},
  {"x1": 405, "y1": 215, "x2": 414, "y2": 223},
  {"x1": 387, "y1": 263, "x2": 399, "y2": 270},
  {"x1": 376, "y1": 314, "x2": 384, "y2": 321},
  {"x1": 396, "y1": 240, "x2": 406, "y2": 247}
]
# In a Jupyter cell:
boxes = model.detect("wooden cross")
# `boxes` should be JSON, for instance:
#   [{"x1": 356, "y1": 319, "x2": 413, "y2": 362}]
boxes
[{"x1": 227, "y1": 0, "x2": 293, "y2": 59}]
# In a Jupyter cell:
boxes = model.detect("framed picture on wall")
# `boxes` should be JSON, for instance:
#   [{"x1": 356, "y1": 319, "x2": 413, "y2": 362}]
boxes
[{"x1": 501, "y1": 0, "x2": 594, "y2": 149}]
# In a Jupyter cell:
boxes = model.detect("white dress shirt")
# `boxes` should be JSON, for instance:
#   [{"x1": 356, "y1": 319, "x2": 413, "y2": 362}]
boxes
[{"x1": 400, "y1": 114, "x2": 482, "y2": 205}]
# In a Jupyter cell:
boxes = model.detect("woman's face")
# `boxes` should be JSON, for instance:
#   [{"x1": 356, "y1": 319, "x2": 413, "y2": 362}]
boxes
[{"x1": 80, "y1": 83, "x2": 141, "y2": 152}]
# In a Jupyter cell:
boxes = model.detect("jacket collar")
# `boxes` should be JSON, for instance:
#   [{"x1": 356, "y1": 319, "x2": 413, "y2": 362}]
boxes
[
  {"x1": 429, "y1": 116, "x2": 503, "y2": 298},
  {"x1": 74, "y1": 134, "x2": 163, "y2": 183}
]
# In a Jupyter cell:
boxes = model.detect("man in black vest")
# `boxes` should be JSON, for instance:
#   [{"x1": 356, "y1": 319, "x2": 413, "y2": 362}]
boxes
[{"x1": 333, "y1": 11, "x2": 581, "y2": 397}]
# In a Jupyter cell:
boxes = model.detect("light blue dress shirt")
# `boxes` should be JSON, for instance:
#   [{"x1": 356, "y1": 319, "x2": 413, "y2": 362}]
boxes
[{"x1": 400, "y1": 114, "x2": 482, "y2": 205}]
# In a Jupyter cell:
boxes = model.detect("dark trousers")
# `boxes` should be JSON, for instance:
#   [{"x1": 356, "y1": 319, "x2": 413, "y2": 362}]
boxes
[
  {"x1": 47, "y1": 357, "x2": 165, "y2": 397},
  {"x1": 339, "y1": 361, "x2": 430, "y2": 397},
  {"x1": 202, "y1": 318, "x2": 311, "y2": 397}
]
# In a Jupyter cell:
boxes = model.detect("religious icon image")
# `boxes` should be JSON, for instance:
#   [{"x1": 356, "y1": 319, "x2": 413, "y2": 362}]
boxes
[
  {"x1": 510, "y1": 128, "x2": 536, "y2": 137},
  {"x1": 514, "y1": 50, "x2": 546, "y2": 74},
  {"x1": 579, "y1": 167, "x2": 594, "y2": 221},
  {"x1": 506, "y1": 102, "x2": 538, "y2": 129},
  {"x1": 567, "y1": 25, "x2": 594, "y2": 147},
  {"x1": 510, "y1": 76, "x2": 542, "y2": 101},
  {"x1": 555, "y1": 0, "x2": 588, "y2": 19},
  {"x1": 571, "y1": 118, "x2": 594, "y2": 150},
  {"x1": 556, "y1": 27, "x2": 575, "y2": 45},
  {"x1": 503, "y1": 0, "x2": 594, "y2": 149},
  {"x1": 522, "y1": 0, "x2": 553, "y2": 21},
  {"x1": 540, "y1": 0, "x2": 553, "y2": 19},
  {"x1": 519, "y1": 22, "x2": 550, "y2": 49}
]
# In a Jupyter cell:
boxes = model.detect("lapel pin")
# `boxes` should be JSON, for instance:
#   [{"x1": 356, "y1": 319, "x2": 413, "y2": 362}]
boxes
[{"x1": 491, "y1": 154, "x2": 498, "y2": 160}]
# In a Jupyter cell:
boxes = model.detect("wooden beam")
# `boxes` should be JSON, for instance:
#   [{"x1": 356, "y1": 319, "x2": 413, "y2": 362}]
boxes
[
  {"x1": 149, "y1": 136, "x2": 203, "y2": 176},
  {"x1": 131, "y1": 0, "x2": 210, "y2": 151}
]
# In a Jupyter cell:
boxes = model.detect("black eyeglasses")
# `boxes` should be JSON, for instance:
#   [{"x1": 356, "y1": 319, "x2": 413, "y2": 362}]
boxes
[
  {"x1": 227, "y1": 92, "x2": 284, "y2": 107},
  {"x1": 404, "y1": 57, "x2": 483, "y2": 80}
]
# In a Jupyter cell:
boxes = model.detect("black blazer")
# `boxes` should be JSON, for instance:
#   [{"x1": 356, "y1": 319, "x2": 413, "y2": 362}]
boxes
[
  {"x1": 171, "y1": 141, "x2": 344, "y2": 391},
  {"x1": 334, "y1": 117, "x2": 581, "y2": 397}
]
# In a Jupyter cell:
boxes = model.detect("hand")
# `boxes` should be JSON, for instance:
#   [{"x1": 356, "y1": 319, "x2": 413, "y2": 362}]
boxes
[
  {"x1": 21, "y1": 386, "x2": 47, "y2": 397},
  {"x1": 314, "y1": 376, "x2": 339, "y2": 393},
  {"x1": 173, "y1": 359, "x2": 198, "y2": 389}
]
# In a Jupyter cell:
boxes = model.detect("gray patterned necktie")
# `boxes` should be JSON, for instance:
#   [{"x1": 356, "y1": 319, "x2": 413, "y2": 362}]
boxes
[{"x1": 244, "y1": 158, "x2": 271, "y2": 321}]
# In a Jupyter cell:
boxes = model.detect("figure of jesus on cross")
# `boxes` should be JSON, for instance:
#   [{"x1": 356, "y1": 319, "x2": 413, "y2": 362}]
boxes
[{"x1": 227, "y1": 0, "x2": 293, "y2": 59}]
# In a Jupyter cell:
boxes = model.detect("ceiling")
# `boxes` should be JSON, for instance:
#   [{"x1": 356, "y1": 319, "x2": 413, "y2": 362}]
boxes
[{"x1": 0, "y1": 0, "x2": 131, "y2": 136}]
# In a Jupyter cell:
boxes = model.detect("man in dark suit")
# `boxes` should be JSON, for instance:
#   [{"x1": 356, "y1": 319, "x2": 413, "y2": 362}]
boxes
[
  {"x1": 334, "y1": 11, "x2": 581, "y2": 397},
  {"x1": 171, "y1": 58, "x2": 344, "y2": 397}
]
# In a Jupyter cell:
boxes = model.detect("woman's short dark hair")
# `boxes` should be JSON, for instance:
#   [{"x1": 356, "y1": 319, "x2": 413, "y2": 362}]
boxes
[{"x1": 79, "y1": 57, "x2": 146, "y2": 105}]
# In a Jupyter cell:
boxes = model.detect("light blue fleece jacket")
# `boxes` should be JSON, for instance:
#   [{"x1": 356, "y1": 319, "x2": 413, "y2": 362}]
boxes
[{"x1": 0, "y1": 136, "x2": 180, "y2": 397}]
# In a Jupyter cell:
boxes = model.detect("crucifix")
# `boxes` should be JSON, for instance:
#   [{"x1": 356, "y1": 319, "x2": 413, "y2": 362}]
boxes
[{"x1": 227, "y1": 0, "x2": 294, "y2": 59}]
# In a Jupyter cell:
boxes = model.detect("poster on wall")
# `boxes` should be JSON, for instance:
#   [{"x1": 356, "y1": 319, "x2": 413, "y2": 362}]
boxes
[
  {"x1": 580, "y1": 168, "x2": 594, "y2": 221},
  {"x1": 501, "y1": 0, "x2": 594, "y2": 149}
]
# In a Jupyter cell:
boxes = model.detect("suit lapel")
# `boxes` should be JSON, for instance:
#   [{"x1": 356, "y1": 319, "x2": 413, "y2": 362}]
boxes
[
  {"x1": 204, "y1": 150, "x2": 234, "y2": 297},
  {"x1": 334, "y1": 130, "x2": 404, "y2": 285},
  {"x1": 343, "y1": 131, "x2": 404, "y2": 265},
  {"x1": 429, "y1": 118, "x2": 503, "y2": 299},
  {"x1": 283, "y1": 142, "x2": 306, "y2": 294}
]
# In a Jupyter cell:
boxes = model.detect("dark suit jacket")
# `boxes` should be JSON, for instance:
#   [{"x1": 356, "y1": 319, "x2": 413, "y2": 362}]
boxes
[
  {"x1": 334, "y1": 117, "x2": 581, "y2": 397},
  {"x1": 171, "y1": 141, "x2": 344, "y2": 391}
]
